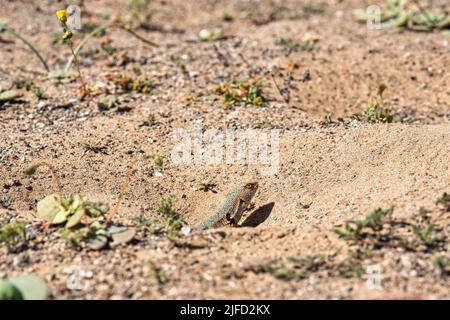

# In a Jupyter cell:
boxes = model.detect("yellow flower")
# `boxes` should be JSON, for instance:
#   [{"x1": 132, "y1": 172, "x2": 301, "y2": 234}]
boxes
[{"x1": 56, "y1": 9, "x2": 67, "y2": 24}]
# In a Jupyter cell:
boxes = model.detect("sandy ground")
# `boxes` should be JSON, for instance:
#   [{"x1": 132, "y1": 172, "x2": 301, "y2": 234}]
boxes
[{"x1": 0, "y1": 0, "x2": 449, "y2": 299}]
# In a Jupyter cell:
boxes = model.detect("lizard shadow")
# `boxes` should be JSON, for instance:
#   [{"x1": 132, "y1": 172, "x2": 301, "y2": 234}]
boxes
[{"x1": 241, "y1": 202, "x2": 275, "y2": 227}]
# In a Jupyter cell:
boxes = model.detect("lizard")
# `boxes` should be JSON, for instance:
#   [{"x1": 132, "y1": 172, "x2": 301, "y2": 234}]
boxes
[{"x1": 195, "y1": 182, "x2": 258, "y2": 230}]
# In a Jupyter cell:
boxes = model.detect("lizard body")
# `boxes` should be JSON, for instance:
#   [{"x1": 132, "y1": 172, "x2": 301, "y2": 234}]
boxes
[{"x1": 196, "y1": 182, "x2": 258, "y2": 230}]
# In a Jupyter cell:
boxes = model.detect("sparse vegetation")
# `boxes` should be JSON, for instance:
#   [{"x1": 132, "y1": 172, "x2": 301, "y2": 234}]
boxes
[
  {"x1": 355, "y1": 0, "x2": 450, "y2": 31},
  {"x1": 0, "y1": 275, "x2": 48, "y2": 300},
  {"x1": 128, "y1": 0, "x2": 154, "y2": 28},
  {"x1": 106, "y1": 74, "x2": 152, "y2": 94},
  {"x1": 334, "y1": 260, "x2": 365, "y2": 279},
  {"x1": 334, "y1": 208, "x2": 393, "y2": 242},
  {"x1": 0, "y1": 220, "x2": 26, "y2": 253},
  {"x1": 13, "y1": 77, "x2": 45, "y2": 99},
  {"x1": 220, "y1": 9, "x2": 234, "y2": 22},
  {"x1": 412, "y1": 223, "x2": 439, "y2": 247},
  {"x1": 257, "y1": 255, "x2": 326, "y2": 281},
  {"x1": 435, "y1": 192, "x2": 450, "y2": 211},
  {"x1": 155, "y1": 195, "x2": 184, "y2": 242},
  {"x1": 131, "y1": 195, "x2": 184, "y2": 242},
  {"x1": 148, "y1": 260, "x2": 168, "y2": 284},
  {"x1": 0, "y1": 195, "x2": 12, "y2": 209},
  {"x1": 152, "y1": 155, "x2": 163, "y2": 167},
  {"x1": 147, "y1": 113, "x2": 156, "y2": 125},
  {"x1": 56, "y1": 9, "x2": 89, "y2": 98},
  {"x1": 1, "y1": 0, "x2": 448, "y2": 300},
  {"x1": 336, "y1": 193, "x2": 448, "y2": 253},
  {"x1": 215, "y1": 78, "x2": 269, "y2": 109},
  {"x1": 83, "y1": 141, "x2": 106, "y2": 153},
  {"x1": 433, "y1": 256, "x2": 449, "y2": 276},
  {"x1": 362, "y1": 84, "x2": 393, "y2": 123},
  {"x1": 24, "y1": 162, "x2": 136, "y2": 250},
  {"x1": 275, "y1": 36, "x2": 316, "y2": 54}
]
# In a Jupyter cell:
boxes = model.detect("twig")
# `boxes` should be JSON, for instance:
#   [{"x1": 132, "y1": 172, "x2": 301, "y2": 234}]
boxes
[
  {"x1": 270, "y1": 72, "x2": 289, "y2": 105},
  {"x1": 118, "y1": 24, "x2": 159, "y2": 47},
  {"x1": 0, "y1": 23, "x2": 49, "y2": 72},
  {"x1": 106, "y1": 159, "x2": 137, "y2": 222}
]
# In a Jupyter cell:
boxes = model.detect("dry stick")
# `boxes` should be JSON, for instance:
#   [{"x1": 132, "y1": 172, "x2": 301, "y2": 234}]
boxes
[
  {"x1": 118, "y1": 25, "x2": 159, "y2": 47},
  {"x1": 270, "y1": 72, "x2": 289, "y2": 106},
  {"x1": 106, "y1": 159, "x2": 137, "y2": 223},
  {"x1": 0, "y1": 24, "x2": 49, "y2": 72}
]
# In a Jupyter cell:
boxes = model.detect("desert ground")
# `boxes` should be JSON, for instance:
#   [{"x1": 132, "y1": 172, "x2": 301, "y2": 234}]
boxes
[{"x1": 0, "y1": 0, "x2": 449, "y2": 299}]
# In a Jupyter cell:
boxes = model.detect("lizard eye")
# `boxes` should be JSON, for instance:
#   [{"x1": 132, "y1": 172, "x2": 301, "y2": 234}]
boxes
[{"x1": 245, "y1": 182, "x2": 257, "y2": 189}]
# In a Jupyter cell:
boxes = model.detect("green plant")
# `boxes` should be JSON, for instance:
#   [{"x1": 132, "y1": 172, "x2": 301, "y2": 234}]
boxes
[
  {"x1": 156, "y1": 195, "x2": 184, "y2": 242},
  {"x1": 303, "y1": 4, "x2": 325, "y2": 15},
  {"x1": 148, "y1": 260, "x2": 168, "y2": 284},
  {"x1": 153, "y1": 155, "x2": 163, "y2": 167},
  {"x1": 131, "y1": 215, "x2": 160, "y2": 234},
  {"x1": 215, "y1": 78, "x2": 269, "y2": 109},
  {"x1": 147, "y1": 113, "x2": 156, "y2": 125},
  {"x1": 435, "y1": 192, "x2": 450, "y2": 211},
  {"x1": 221, "y1": 10, "x2": 234, "y2": 22},
  {"x1": 128, "y1": 0, "x2": 153, "y2": 24},
  {"x1": 132, "y1": 198, "x2": 183, "y2": 242},
  {"x1": 25, "y1": 161, "x2": 136, "y2": 250},
  {"x1": 335, "y1": 208, "x2": 393, "y2": 241},
  {"x1": 362, "y1": 84, "x2": 393, "y2": 123},
  {"x1": 412, "y1": 224, "x2": 439, "y2": 247},
  {"x1": 0, "y1": 220, "x2": 26, "y2": 252},
  {"x1": 13, "y1": 77, "x2": 46, "y2": 99},
  {"x1": 264, "y1": 262, "x2": 301, "y2": 281},
  {"x1": 0, "y1": 195, "x2": 12, "y2": 208},
  {"x1": 335, "y1": 260, "x2": 365, "y2": 279},
  {"x1": 355, "y1": 0, "x2": 450, "y2": 31},
  {"x1": 35, "y1": 193, "x2": 109, "y2": 229},
  {"x1": 106, "y1": 74, "x2": 151, "y2": 94},
  {"x1": 0, "y1": 275, "x2": 48, "y2": 300},
  {"x1": 275, "y1": 37, "x2": 314, "y2": 53},
  {"x1": 433, "y1": 256, "x2": 449, "y2": 276},
  {"x1": 259, "y1": 255, "x2": 325, "y2": 281},
  {"x1": 56, "y1": 9, "x2": 89, "y2": 98},
  {"x1": 83, "y1": 141, "x2": 106, "y2": 153},
  {"x1": 198, "y1": 28, "x2": 225, "y2": 41},
  {"x1": 62, "y1": 221, "x2": 135, "y2": 250}
]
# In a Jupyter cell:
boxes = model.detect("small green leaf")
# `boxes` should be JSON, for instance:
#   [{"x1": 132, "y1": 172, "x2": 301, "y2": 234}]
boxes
[
  {"x1": 36, "y1": 194, "x2": 62, "y2": 222},
  {"x1": 24, "y1": 164, "x2": 40, "y2": 176},
  {"x1": 85, "y1": 201, "x2": 109, "y2": 217},
  {"x1": 111, "y1": 228, "x2": 136, "y2": 245},
  {"x1": 87, "y1": 235, "x2": 108, "y2": 250},
  {"x1": 153, "y1": 155, "x2": 163, "y2": 167},
  {"x1": 48, "y1": 70, "x2": 73, "y2": 83},
  {"x1": 106, "y1": 225, "x2": 128, "y2": 234},
  {"x1": 7, "y1": 275, "x2": 48, "y2": 300},
  {"x1": 52, "y1": 209, "x2": 69, "y2": 224},
  {"x1": 69, "y1": 194, "x2": 84, "y2": 212},
  {"x1": 65, "y1": 207, "x2": 85, "y2": 229},
  {"x1": 0, "y1": 90, "x2": 20, "y2": 103},
  {"x1": 0, "y1": 280, "x2": 24, "y2": 300}
]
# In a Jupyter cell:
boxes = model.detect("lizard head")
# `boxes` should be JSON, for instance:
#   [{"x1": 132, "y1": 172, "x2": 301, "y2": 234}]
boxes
[{"x1": 244, "y1": 182, "x2": 258, "y2": 191}]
